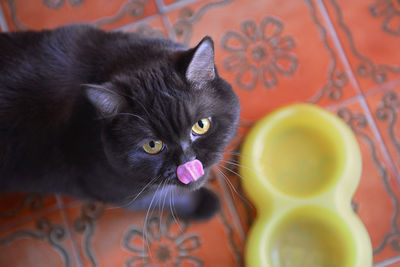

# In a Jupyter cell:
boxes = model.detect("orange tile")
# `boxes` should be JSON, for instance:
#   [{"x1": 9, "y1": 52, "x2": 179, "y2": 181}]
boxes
[
  {"x1": 62, "y1": 181, "x2": 245, "y2": 267},
  {"x1": 0, "y1": 193, "x2": 58, "y2": 232},
  {"x1": 366, "y1": 84, "x2": 400, "y2": 176},
  {"x1": 166, "y1": 0, "x2": 360, "y2": 122},
  {"x1": 322, "y1": 0, "x2": 400, "y2": 92},
  {"x1": 330, "y1": 100, "x2": 400, "y2": 263},
  {"x1": 0, "y1": 210, "x2": 78, "y2": 266},
  {"x1": 117, "y1": 14, "x2": 168, "y2": 38},
  {"x1": 1, "y1": 0, "x2": 158, "y2": 31}
]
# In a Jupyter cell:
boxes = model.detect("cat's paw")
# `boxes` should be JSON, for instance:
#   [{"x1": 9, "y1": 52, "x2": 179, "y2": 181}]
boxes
[{"x1": 175, "y1": 187, "x2": 220, "y2": 221}]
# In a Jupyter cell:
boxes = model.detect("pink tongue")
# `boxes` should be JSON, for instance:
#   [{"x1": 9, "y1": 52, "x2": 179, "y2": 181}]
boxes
[{"x1": 177, "y1": 159, "x2": 204, "y2": 184}]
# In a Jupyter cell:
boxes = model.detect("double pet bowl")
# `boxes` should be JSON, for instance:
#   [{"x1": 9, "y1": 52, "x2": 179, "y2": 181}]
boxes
[{"x1": 240, "y1": 104, "x2": 372, "y2": 267}]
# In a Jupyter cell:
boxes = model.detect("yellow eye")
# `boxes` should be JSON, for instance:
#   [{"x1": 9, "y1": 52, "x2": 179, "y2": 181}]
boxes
[
  {"x1": 142, "y1": 140, "x2": 163, "y2": 154},
  {"x1": 192, "y1": 118, "x2": 211, "y2": 135}
]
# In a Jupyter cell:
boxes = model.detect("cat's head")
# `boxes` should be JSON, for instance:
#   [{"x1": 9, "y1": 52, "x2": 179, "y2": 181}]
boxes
[{"x1": 85, "y1": 37, "x2": 239, "y2": 194}]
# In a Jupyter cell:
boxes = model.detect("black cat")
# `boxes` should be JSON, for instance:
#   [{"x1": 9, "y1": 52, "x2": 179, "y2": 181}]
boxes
[{"x1": 0, "y1": 24, "x2": 240, "y2": 220}]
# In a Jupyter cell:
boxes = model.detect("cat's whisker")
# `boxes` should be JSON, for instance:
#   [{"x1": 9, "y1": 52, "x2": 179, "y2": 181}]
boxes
[
  {"x1": 219, "y1": 159, "x2": 255, "y2": 172},
  {"x1": 143, "y1": 180, "x2": 162, "y2": 255},
  {"x1": 154, "y1": 179, "x2": 165, "y2": 209},
  {"x1": 218, "y1": 164, "x2": 247, "y2": 181},
  {"x1": 169, "y1": 192, "x2": 175, "y2": 224},
  {"x1": 172, "y1": 194, "x2": 183, "y2": 232},
  {"x1": 216, "y1": 168, "x2": 237, "y2": 201},
  {"x1": 106, "y1": 175, "x2": 158, "y2": 211},
  {"x1": 126, "y1": 176, "x2": 158, "y2": 205},
  {"x1": 159, "y1": 179, "x2": 169, "y2": 227},
  {"x1": 169, "y1": 190, "x2": 182, "y2": 232},
  {"x1": 221, "y1": 151, "x2": 252, "y2": 161},
  {"x1": 220, "y1": 155, "x2": 252, "y2": 165},
  {"x1": 216, "y1": 167, "x2": 254, "y2": 209},
  {"x1": 221, "y1": 157, "x2": 242, "y2": 164},
  {"x1": 222, "y1": 153, "x2": 277, "y2": 171},
  {"x1": 216, "y1": 168, "x2": 240, "y2": 198},
  {"x1": 222, "y1": 151, "x2": 246, "y2": 156}
]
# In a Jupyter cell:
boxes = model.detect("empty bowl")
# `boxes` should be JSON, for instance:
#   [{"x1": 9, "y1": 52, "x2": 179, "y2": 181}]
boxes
[{"x1": 240, "y1": 104, "x2": 372, "y2": 267}]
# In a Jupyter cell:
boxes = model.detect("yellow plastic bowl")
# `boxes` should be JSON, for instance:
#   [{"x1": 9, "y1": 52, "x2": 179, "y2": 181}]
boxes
[{"x1": 240, "y1": 104, "x2": 372, "y2": 267}]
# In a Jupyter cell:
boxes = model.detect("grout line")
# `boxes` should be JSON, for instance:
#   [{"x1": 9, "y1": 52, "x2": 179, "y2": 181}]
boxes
[
  {"x1": 157, "y1": 0, "x2": 202, "y2": 14},
  {"x1": 315, "y1": 0, "x2": 361, "y2": 95},
  {"x1": 317, "y1": 0, "x2": 400, "y2": 181},
  {"x1": 0, "y1": 3, "x2": 9, "y2": 32},
  {"x1": 364, "y1": 77, "x2": 400, "y2": 97},
  {"x1": 324, "y1": 94, "x2": 363, "y2": 111},
  {"x1": 161, "y1": 13, "x2": 178, "y2": 41},
  {"x1": 113, "y1": 13, "x2": 161, "y2": 32},
  {"x1": 374, "y1": 255, "x2": 400, "y2": 267},
  {"x1": 155, "y1": 0, "x2": 167, "y2": 14},
  {"x1": 57, "y1": 195, "x2": 84, "y2": 267}
]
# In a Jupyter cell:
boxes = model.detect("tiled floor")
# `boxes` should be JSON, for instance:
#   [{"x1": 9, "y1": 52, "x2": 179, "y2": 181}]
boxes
[{"x1": 0, "y1": 0, "x2": 400, "y2": 266}]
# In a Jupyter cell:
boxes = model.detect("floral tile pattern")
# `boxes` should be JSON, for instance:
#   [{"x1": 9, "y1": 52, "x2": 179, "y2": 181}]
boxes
[
  {"x1": 0, "y1": 210, "x2": 77, "y2": 267},
  {"x1": 0, "y1": 0, "x2": 158, "y2": 31},
  {"x1": 366, "y1": 84, "x2": 400, "y2": 176},
  {"x1": 322, "y1": 0, "x2": 400, "y2": 92},
  {"x1": 1, "y1": 0, "x2": 400, "y2": 266}
]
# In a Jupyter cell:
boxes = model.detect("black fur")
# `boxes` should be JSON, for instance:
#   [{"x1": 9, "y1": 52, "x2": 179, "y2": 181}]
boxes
[{"x1": 0, "y1": 24, "x2": 240, "y2": 220}]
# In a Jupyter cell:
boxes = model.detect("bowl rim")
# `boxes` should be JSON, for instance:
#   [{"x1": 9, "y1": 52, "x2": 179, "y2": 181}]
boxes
[{"x1": 240, "y1": 103, "x2": 362, "y2": 202}]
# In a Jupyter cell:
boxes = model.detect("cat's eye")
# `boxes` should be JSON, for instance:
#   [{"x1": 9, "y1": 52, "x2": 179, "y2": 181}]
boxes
[
  {"x1": 192, "y1": 118, "x2": 211, "y2": 135},
  {"x1": 142, "y1": 140, "x2": 164, "y2": 154}
]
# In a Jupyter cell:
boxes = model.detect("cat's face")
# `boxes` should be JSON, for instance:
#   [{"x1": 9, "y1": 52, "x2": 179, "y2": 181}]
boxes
[{"x1": 86, "y1": 37, "x2": 239, "y2": 194}]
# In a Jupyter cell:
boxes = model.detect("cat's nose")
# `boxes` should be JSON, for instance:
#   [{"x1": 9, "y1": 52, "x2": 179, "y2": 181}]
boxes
[
  {"x1": 179, "y1": 142, "x2": 195, "y2": 164},
  {"x1": 179, "y1": 154, "x2": 196, "y2": 165}
]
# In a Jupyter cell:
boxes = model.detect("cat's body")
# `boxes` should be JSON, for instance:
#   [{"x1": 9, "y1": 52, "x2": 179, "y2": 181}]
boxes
[{"x1": 0, "y1": 25, "x2": 239, "y2": 219}]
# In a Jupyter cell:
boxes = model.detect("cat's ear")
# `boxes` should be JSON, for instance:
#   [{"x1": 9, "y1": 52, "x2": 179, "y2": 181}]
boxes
[
  {"x1": 176, "y1": 36, "x2": 216, "y2": 88},
  {"x1": 83, "y1": 84, "x2": 124, "y2": 116}
]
